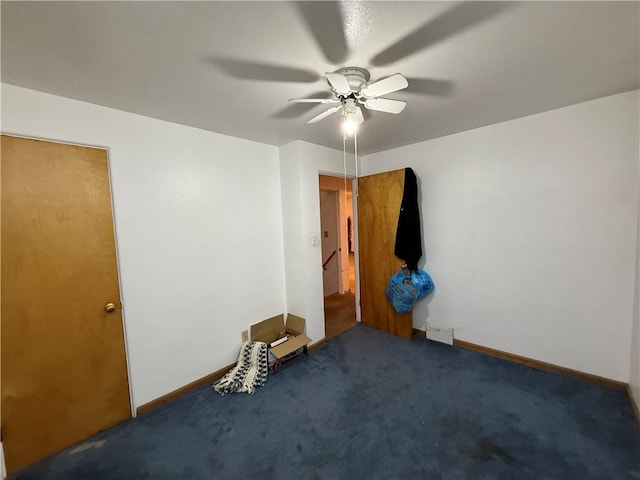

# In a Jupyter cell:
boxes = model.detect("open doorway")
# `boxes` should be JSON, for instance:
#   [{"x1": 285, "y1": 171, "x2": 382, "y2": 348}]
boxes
[{"x1": 319, "y1": 174, "x2": 356, "y2": 338}]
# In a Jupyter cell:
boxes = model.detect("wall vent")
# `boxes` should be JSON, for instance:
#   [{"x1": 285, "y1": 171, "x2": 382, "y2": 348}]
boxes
[{"x1": 426, "y1": 324, "x2": 453, "y2": 345}]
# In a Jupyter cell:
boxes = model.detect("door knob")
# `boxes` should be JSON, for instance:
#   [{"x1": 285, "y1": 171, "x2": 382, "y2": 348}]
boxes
[{"x1": 104, "y1": 302, "x2": 116, "y2": 313}]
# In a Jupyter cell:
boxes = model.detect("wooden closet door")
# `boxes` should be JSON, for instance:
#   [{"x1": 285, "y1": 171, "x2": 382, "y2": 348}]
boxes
[
  {"x1": 357, "y1": 169, "x2": 412, "y2": 339},
  {"x1": 1, "y1": 135, "x2": 131, "y2": 474}
]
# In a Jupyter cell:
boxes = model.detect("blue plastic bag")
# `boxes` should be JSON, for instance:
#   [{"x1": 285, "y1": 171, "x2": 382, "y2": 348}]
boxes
[
  {"x1": 385, "y1": 269, "x2": 418, "y2": 313},
  {"x1": 411, "y1": 269, "x2": 434, "y2": 300}
]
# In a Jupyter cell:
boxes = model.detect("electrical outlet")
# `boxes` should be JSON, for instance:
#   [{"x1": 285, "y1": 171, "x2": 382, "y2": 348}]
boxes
[{"x1": 241, "y1": 330, "x2": 249, "y2": 342}]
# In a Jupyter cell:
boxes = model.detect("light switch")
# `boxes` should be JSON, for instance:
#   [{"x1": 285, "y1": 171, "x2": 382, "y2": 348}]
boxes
[{"x1": 311, "y1": 234, "x2": 319, "y2": 246}]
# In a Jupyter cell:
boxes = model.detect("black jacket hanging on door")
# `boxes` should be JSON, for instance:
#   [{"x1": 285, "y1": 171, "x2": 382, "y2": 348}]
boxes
[{"x1": 394, "y1": 168, "x2": 422, "y2": 271}]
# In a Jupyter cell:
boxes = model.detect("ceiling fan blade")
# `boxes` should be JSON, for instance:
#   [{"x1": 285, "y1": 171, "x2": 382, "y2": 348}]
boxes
[
  {"x1": 289, "y1": 98, "x2": 340, "y2": 104},
  {"x1": 364, "y1": 98, "x2": 407, "y2": 114},
  {"x1": 361, "y1": 74, "x2": 408, "y2": 98},
  {"x1": 355, "y1": 107, "x2": 365, "y2": 125},
  {"x1": 211, "y1": 58, "x2": 320, "y2": 82},
  {"x1": 325, "y1": 73, "x2": 352, "y2": 95},
  {"x1": 273, "y1": 90, "x2": 336, "y2": 119},
  {"x1": 308, "y1": 105, "x2": 342, "y2": 123},
  {"x1": 404, "y1": 78, "x2": 455, "y2": 97},
  {"x1": 295, "y1": 2, "x2": 348, "y2": 64},
  {"x1": 370, "y1": 2, "x2": 511, "y2": 66}
]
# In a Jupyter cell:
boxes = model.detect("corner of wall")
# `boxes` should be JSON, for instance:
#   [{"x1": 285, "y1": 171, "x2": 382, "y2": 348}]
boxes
[
  {"x1": 276, "y1": 140, "x2": 357, "y2": 343},
  {"x1": 277, "y1": 141, "x2": 304, "y2": 318},
  {"x1": 1, "y1": 442, "x2": 6, "y2": 480},
  {"x1": 628, "y1": 119, "x2": 640, "y2": 411}
]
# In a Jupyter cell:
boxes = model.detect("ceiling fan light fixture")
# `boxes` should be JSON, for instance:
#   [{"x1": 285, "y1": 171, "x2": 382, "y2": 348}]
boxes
[
  {"x1": 341, "y1": 98, "x2": 359, "y2": 136},
  {"x1": 342, "y1": 115, "x2": 358, "y2": 136}
]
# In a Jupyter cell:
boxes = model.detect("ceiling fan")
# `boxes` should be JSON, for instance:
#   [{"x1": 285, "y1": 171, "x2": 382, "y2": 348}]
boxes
[
  {"x1": 211, "y1": 2, "x2": 509, "y2": 129},
  {"x1": 289, "y1": 67, "x2": 409, "y2": 130}
]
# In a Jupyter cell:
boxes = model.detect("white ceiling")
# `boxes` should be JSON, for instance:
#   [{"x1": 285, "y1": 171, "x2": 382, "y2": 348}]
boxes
[{"x1": 2, "y1": 1, "x2": 638, "y2": 155}]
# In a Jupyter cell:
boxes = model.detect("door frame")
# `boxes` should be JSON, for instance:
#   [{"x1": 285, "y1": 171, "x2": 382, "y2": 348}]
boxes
[
  {"x1": 352, "y1": 177, "x2": 361, "y2": 323},
  {"x1": 317, "y1": 172, "x2": 360, "y2": 322},
  {"x1": 1, "y1": 133, "x2": 135, "y2": 418}
]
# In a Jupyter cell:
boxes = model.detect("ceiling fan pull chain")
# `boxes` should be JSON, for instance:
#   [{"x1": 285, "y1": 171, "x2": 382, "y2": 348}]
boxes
[
  {"x1": 343, "y1": 134, "x2": 348, "y2": 186},
  {"x1": 343, "y1": 135, "x2": 348, "y2": 226},
  {"x1": 354, "y1": 128, "x2": 359, "y2": 180}
]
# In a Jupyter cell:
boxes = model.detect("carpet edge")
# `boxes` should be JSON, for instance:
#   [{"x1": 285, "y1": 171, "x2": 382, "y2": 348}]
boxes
[{"x1": 626, "y1": 385, "x2": 640, "y2": 426}]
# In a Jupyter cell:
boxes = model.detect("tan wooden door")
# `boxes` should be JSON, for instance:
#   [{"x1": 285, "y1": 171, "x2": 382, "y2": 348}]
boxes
[
  {"x1": 1, "y1": 135, "x2": 131, "y2": 474},
  {"x1": 357, "y1": 169, "x2": 412, "y2": 339}
]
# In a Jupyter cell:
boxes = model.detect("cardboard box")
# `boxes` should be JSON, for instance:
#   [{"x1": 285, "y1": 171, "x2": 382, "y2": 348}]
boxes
[{"x1": 250, "y1": 314, "x2": 311, "y2": 363}]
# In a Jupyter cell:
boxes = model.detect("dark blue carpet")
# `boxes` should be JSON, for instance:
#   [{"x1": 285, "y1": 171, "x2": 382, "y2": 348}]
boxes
[{"x1": 10, "y1": 325, "x2": 640, "y2": 479}]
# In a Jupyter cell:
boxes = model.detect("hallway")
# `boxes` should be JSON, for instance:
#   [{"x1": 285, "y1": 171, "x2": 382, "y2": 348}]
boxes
[{"x1": 323, "y1": 292, "x2": 356, "y2": 338}]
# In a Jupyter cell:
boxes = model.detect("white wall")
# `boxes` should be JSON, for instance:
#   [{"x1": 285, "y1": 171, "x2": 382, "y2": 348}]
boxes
[
  {"x1": 362, "y1": 90, "x2": 639, "y2": 382},
  {"x1": 1, "y1": 84, "x2": 286, "y2": 408},
  {"x1": 279, "y1": 141, "x2": 355, "y2": 343}
]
